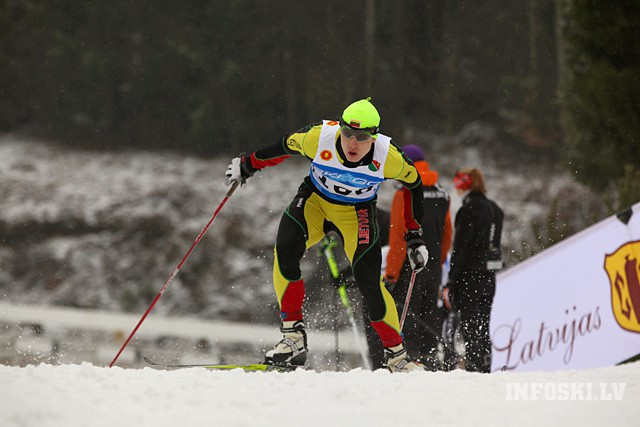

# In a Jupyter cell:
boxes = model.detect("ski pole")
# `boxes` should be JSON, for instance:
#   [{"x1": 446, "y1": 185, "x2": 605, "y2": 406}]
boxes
[
  {"x1": 109, "y1": 181, "x2": 240, "y2": 367},
  {"x1": 399, "y1": 270, "x2": 418, "y2": 331},
  {"x1": 320, "y1": 235, "x2": 340, "y2": 278},
  {"x1": 441, "y1": 310, "x2": 460, "y2": 371},
  {"x1": 337, "y1": 284, "x2": 372, "y2": 370},
  {"x1": 320, "y1": 234, "x2": 372, "y2": 370}
]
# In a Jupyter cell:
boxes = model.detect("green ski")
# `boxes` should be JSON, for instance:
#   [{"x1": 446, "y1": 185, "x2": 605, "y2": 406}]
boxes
[{"x1": 143, "y1": 357, "x2": 298, "y2": 372}]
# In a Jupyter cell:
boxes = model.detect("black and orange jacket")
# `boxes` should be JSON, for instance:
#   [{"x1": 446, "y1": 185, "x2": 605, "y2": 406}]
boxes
[{"x1": 385, "y1": 160, "x2": 452, "y2": 282}]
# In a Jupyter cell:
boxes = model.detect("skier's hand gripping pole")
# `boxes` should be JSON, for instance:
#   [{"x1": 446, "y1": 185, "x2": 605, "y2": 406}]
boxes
[
  {"x1": 225, "y1": 153, "x2": 256, "y2": 187},
  {"x1": 109, "y1": 181, "x2": 240, "y2": 367}
]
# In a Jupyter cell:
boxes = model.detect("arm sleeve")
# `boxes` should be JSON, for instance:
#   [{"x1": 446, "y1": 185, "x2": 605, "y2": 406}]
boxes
[
  {"x1": 249, "y1": 123, "x2": 321, "y2": 170},
  {"x1": 448, "y1": 206, "x2": 475, "y2": 285},
  {"x1": 383, "y1": 143, "x2": 423, "y2": 231},
  {"x1": 384, "y1": 189, "x2": 408, "y2": 281},
  {"x1": 441, "y1": 207, "x2": 453, "y2": 265}
]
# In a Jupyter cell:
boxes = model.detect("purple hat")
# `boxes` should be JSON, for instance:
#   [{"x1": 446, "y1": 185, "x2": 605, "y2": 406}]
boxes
[{"x1": 402, "y1": 144, "x2": 425, "y2": 162}]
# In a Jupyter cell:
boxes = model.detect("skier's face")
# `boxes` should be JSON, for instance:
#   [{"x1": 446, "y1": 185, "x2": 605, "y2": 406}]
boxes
[{"x1": 339, "y1": 130, "x2": 374, "y2": 162}]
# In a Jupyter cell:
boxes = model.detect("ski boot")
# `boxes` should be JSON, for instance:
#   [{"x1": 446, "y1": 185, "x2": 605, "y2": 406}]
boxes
[
  {"x1": 265, "y1": 320, "x2": 308, "y2": 366},
  {"x1": 383, "y1": 343, "x2": 427, "y2": 372}
]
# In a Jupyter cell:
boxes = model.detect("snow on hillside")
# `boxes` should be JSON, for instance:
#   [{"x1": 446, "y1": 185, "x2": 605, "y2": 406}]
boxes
[
  {"x1": 0, "y1": 134, "x2": 604, "y2": 323},
  {"x1": 1, "y1": 362, "x2": 638, "y2": 427}
]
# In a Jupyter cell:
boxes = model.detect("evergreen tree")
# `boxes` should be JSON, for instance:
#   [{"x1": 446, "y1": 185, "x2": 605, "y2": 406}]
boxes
[{"x1": 560, "y1": 0, "x2": 640, "y2": 192}]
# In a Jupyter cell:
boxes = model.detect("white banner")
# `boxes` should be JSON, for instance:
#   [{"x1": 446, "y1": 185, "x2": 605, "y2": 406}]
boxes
[{"x1": 491, "y1": 202, "x2": 640, "y2": 372}]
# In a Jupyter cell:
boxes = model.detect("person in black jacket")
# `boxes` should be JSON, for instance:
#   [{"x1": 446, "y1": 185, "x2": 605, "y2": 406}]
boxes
[{"x1": 443, "y1": 167, "x2": 503, "y2": 373}]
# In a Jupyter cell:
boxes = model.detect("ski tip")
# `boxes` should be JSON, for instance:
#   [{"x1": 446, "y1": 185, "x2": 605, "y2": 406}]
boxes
[{"x1": 143, "y1": 356, "x2": 160, "y2": 366}]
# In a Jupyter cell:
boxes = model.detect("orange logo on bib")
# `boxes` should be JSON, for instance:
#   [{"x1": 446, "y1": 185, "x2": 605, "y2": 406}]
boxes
[{"x1": 320, "y1": 150, "x2": 332, "y2": 161}]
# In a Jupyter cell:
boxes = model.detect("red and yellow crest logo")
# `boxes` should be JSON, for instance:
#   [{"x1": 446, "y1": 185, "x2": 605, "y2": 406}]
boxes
[
  {"x1": 604, "y1": 240, "x2": 640, "y2": 333},
  {"x1": 320, "y1": 150, "x2": 332, "y2": 161}
]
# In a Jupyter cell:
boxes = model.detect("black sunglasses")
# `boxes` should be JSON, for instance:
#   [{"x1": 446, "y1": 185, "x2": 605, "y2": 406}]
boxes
[
  {"x1": 340, "y1": 126, "x2": 373, "y2": 142},
  {"x1": 339, "y1": 119, "x2": 378, "y2": 142}
]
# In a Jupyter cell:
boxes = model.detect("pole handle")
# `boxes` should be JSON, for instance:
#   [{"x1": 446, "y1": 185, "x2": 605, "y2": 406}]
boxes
[{"x1": 226, "y1": 180, "x2": 240, "y2": 198}]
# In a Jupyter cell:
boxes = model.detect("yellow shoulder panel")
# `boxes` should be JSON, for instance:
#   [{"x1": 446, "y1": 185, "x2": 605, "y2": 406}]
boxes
[
  {"x1": 384, "y1": 144, "x2": 418, "y2": 183},
  {"x1": 285, "y1": 125, "x2": 322, "y2": 159}
]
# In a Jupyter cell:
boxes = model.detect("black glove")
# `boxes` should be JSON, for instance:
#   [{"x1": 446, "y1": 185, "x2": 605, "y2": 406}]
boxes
[
  {"x1": 405, "y1": 228, "x2": 429, "y2": 273},
  {"x1": 442, "y1": 282, "x2": 455, "y2": 311},
  {"x1": 225, "y1": 153, "x2": 258, "y2": 186}
]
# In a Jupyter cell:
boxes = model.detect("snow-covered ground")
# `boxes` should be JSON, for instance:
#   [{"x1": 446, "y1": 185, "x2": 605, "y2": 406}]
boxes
[
  {"x1": 0, "y1": 135, "x2": 634, "y2": 426},
  {"x1": 1, "y1": 362, "x2": 638, "y2": 427}
]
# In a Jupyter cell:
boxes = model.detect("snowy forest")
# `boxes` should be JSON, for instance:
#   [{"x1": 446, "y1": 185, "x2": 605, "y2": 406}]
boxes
[
  {"x1": 2, "y1": 1, "x2": 639, "y2": 192},
  {"x1": 1, "y1": 1, "x2": 639, "y2": 339}
]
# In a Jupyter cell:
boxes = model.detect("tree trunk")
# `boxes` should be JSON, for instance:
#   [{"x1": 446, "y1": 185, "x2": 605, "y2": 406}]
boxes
[
  {"x1": 528, "y1": 0, "x2": 538, "y2": 75},
  {"x1": 364, "y1": 0, "x2": 376, "y2": 94},
  {"x1": 555, "y1": 0, "x2": 566, "y2": 92},
  {"x1": 442, "y1": 0, "x2": 460, "y2": 137}
]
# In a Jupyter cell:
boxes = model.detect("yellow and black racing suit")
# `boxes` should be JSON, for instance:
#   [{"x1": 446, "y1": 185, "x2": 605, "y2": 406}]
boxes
[{"x1": 246, "y1": 120, "x2": 424, "y2": 348}]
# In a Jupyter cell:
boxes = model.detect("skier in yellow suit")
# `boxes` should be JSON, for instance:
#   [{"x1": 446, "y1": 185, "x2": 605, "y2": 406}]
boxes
[{"x1": 225, "y1": 98, "x2": 429, "y2": 372}]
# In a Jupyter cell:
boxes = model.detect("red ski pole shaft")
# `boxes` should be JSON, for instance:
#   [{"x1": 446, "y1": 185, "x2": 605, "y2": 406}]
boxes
[
  {"x1": 399, "y1": 270, "x2": 418, "y2": 332},
  {"x1": 109, "y1": 181, "x2": 240, "y2": 367}
]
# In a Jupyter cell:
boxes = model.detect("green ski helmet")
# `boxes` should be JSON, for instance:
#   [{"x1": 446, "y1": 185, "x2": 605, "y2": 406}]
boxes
[{"x1": 340, "y1": 97, "x2": 380, "y2": 137}]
